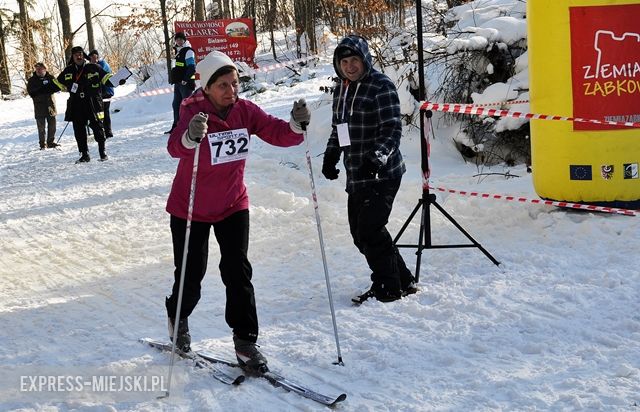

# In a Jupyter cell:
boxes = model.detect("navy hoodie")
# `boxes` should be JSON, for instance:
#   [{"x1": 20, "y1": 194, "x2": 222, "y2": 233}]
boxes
[{"x1": 325, "y1": 35, "x2": 406, "y2": 194}]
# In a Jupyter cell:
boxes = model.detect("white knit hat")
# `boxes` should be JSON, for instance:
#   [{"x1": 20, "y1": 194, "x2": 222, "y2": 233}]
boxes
[{"x1": 196, "y1": 50, "x2": 236, "y2": 85}]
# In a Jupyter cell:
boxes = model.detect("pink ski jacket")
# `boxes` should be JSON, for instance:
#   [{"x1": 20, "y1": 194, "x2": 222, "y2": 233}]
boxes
[{"x1": 166, "y1": 89, "x2": 303, "y2": 223}]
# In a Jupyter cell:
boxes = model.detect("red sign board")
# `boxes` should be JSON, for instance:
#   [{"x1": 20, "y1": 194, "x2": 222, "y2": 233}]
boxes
[
  {"x1": 569, "y1": 4, "x2": 640, "y2": 130},
  {"x1": 174, "y1": 19, "x2": 258, "y2": 68}
]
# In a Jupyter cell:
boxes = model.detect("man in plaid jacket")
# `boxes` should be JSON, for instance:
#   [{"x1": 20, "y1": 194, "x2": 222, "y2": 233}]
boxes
[{"x1": 322, "y1": 35, "x2": 417, "y2": 303}]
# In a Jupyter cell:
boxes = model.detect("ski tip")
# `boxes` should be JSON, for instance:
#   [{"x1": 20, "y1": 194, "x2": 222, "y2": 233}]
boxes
[{"x1": 330, "y1": 393, "x2": 347, "y2": 406}]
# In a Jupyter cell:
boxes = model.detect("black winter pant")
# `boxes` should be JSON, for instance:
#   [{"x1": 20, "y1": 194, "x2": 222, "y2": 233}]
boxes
[
  {"x1": 102, "y1": 100, "x2": 112, "y2": 136},
  {"x1": 347, "y1": 178, "x2": 414, "y2": 293},
  {"x1": 166, "y1": 210, "x2": 259, "y2": 343},
  {"x1": 71, "y1": 98, "x2": 105, "y2": 155}
]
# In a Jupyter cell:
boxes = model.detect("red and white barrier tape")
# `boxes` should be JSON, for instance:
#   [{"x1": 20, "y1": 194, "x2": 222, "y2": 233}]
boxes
[
  {"x1": 421, "y1": 102, "x2": 640, "y2": 128},
  {"x1": 468, "y1": 99, "x2": 530, "y2": 107},
  {"x1": 428, "y1": 185, "x2": 638, "y2": 216}
]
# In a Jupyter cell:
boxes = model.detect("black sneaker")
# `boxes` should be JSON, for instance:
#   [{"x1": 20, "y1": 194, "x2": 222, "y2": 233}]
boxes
[
  {"x1": 99, "y1": 153, "x2": 109, "y2": 161},
  {"x1": 75, "y1": 152, "x2": 90, "y2": 163},
  {"x1": 372, "y1": 281, "x2": 402, "y2": 303},
  {"x1": 234, "y1": 336, "x2": 268, "y2": 372},
  {"x1": 47, "y1": 142, "x2": 60, "y2": 149},
  {"x1": 402, "y1": 281, "x2": 419, "y2": 297},
  {"x1": 401, "y1": 273, "x2": 419, "y2": 297},
  {"x1": 168, "y1": 317, "x2": 191, "y2": 353}
]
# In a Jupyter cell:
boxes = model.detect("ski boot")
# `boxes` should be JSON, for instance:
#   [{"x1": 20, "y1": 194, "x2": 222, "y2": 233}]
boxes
[
  {"x1": 168, "y1": 317, "x2": 191, "y2": 353},
  {"x1": 234, "y1": 335, "x2": 268, "y2": 373}
]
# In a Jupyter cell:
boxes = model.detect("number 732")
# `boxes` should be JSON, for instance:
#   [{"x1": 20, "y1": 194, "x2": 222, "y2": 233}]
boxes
[{"x1": 211, "y1": 137, "x2": 249, "y2": 157}]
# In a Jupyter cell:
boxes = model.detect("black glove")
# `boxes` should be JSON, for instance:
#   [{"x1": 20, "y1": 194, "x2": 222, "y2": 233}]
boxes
[
  {"x1": 118, "y1": 78, "x2": 126, "y2": 85},
  {"x1": 361, "y1": 156, "x2": 381, "y2": 178},
  {"x1": 322, "y1": 155, "x2": 340, "y2": 180}
]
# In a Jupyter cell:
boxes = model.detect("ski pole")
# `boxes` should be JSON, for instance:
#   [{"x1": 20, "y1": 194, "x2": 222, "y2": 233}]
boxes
[
  {"x1": 56, "y1": 121, "x2": 69, "y2": 144},
  {"x1": 301, "y1": 122, "x2": 344, "y2": 366},
  {"x1": 160, "y1": 113, "x2": 208, "y2": 398}
]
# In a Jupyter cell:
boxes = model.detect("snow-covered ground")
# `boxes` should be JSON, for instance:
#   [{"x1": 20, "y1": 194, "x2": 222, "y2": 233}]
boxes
[{"x1": 2, "y1": 7, "x2": 640, "y2": 410}]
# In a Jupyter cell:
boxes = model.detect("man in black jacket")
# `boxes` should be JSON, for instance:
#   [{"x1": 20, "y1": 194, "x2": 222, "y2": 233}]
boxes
[
  {"x1": 57, "y1": 46, "x2": 113, "y2": 163},
  {"x1": 165, "y1": 32, "x2": 196, "y2": 134},
  {"x1": 322, "y1": 35, "x2": 417, "y2": 303},
  {"x1": 27, "y1": 62, "x2": 61, "y2": 150}
]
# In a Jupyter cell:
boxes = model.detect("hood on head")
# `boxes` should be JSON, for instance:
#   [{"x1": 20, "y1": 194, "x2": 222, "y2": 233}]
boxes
[{"x1": 333, "y1": 35, "x2": 372, "y2": 80}]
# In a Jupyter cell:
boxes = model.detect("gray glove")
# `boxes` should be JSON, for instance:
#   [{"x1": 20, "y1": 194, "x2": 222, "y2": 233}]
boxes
[
  {"x1": 188, "y1": 112, "x2": 208, "y2": 143},
  {"x1": 290, "y1": 99, "x2": 311, "y2": 133}
]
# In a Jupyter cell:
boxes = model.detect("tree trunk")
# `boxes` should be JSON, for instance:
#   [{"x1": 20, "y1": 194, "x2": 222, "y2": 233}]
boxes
[
  {"x1": 293, "y1": 0, "x2": 303, "y2": 58},
  {"x1": 0, "y1": 18, "x2": 11, "y2": 95},
  {"x1": 17, "y1": 0, "x2": 36, "y2": 81},
  {"x1": 159, "y1": 0, "x2": 172, "y2": 82},
  {"x1": 57, "y1": 0, "x2": 73, "y2": 62},
  {"x1": 222, "y1": 0, "x2": 231, "y2": 18},
  {"x1": 268, "y1": 0, "x2": 277, "y2": 60},
  {"x1": 304, "y1": 0, "x2": 316, "y2": 54},
  {"x1": 293, "y1": 0, "x2": 316, "y2": 56},
  {"x1": 194, "y1": 0, "x2": 205, "y2": 20},
  {"x1": 83, "y1": 0, "x2": 95, "y2": 51},
  {"x1": 241, "y1": 0, "x2": 255, "y2": 18}
]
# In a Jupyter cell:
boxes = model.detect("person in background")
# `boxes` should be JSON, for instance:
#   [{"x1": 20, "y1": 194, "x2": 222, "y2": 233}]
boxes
[
  {"x1": 27, "y1": 62, "x2": 61, "y2": 150},
  {"x1": 164, "y1": 50, "x2": 310, "y2": 372},
  {"x1": 57, "y1": 46, "x2": 113, "y2": 163},
  {"x1": 89, "y1": 50, "x2": 114, "y2": 138},
  {"x1": 322, "y1": 35, "x2": 417, "y2": 304},
  {"x1": 165, "y1": 32, "x2": 196, "y2": 134}
]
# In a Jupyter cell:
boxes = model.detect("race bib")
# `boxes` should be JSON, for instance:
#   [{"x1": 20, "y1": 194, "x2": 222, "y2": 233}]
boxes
[{"x1": 207, "y1": 128, "x2": 250, "y2": 165}]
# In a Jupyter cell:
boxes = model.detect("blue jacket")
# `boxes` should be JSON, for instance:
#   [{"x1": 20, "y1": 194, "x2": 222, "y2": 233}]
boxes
[
  {"x1": 325, "y1": 35, "x2": 406, "y2": 194},
  {"x1": 97, "y1": 59, "x2": 114, "y2": 98}
]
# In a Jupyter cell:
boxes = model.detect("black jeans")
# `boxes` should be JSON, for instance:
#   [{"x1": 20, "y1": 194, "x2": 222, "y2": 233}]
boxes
[
  {"x1": 347, "y1": 178, "x2": 413, "y2": 292},
  {"x1": 166, "y1": 210, "x2": 259, "y2": 343}
]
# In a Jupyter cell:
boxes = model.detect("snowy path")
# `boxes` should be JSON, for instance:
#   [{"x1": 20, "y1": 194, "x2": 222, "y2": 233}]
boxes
[{"x1": 1, "y1": 76, "x2": 639, "y2": 411}]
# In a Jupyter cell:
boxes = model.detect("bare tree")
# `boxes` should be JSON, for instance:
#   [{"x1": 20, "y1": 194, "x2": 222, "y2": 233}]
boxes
[
  {"x1": 57, "y1": 0, "x2": 73, "y2": 60},
  {"x1": 0, "y1": 12, "x2": 13, "y2": 94},
  {"x1": 160, "y1": 0, "x2": 171, "y2": 81},
  {"x1": 221, "y1": 0, "x2": 231, "y2": 18},
  {"x1": 267, "y1": 0, "x2": 277, "y2": 60},
  {"x1": 17, "y1": 0, "x2": 37, "y2": 80},
  {"x1": 83, "y1": 0, "x2": 95, "y2": 51},
  {"x1": 293, "y1": 0, "x2": 316, "y2": 56},
  {"x1": 194, "y1": 0, "x2": 205, "y2": 20}
]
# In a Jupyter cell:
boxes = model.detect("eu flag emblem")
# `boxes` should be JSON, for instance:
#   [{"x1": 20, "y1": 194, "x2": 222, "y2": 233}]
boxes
[
  {"x1": 569, "y1": 165, "x2": 592, "y2": 180},
  {"x1": 624, "y1": 163, "x2": 639, "y2": 179}
]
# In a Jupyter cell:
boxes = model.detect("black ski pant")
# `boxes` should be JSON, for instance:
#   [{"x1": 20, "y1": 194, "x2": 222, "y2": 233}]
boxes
[
  {"x1": 347, "y1": 178, "x2": 414, "y2": 292},
  {"x1": 166, "y1": 210, "x2": 259, "y2": 343},
  {"x1": 71, "y1": 98, "x2": 106, "y2": 155},
  {"x1": 102, "y1": 100, "x2": 112, "y2": 137}
]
